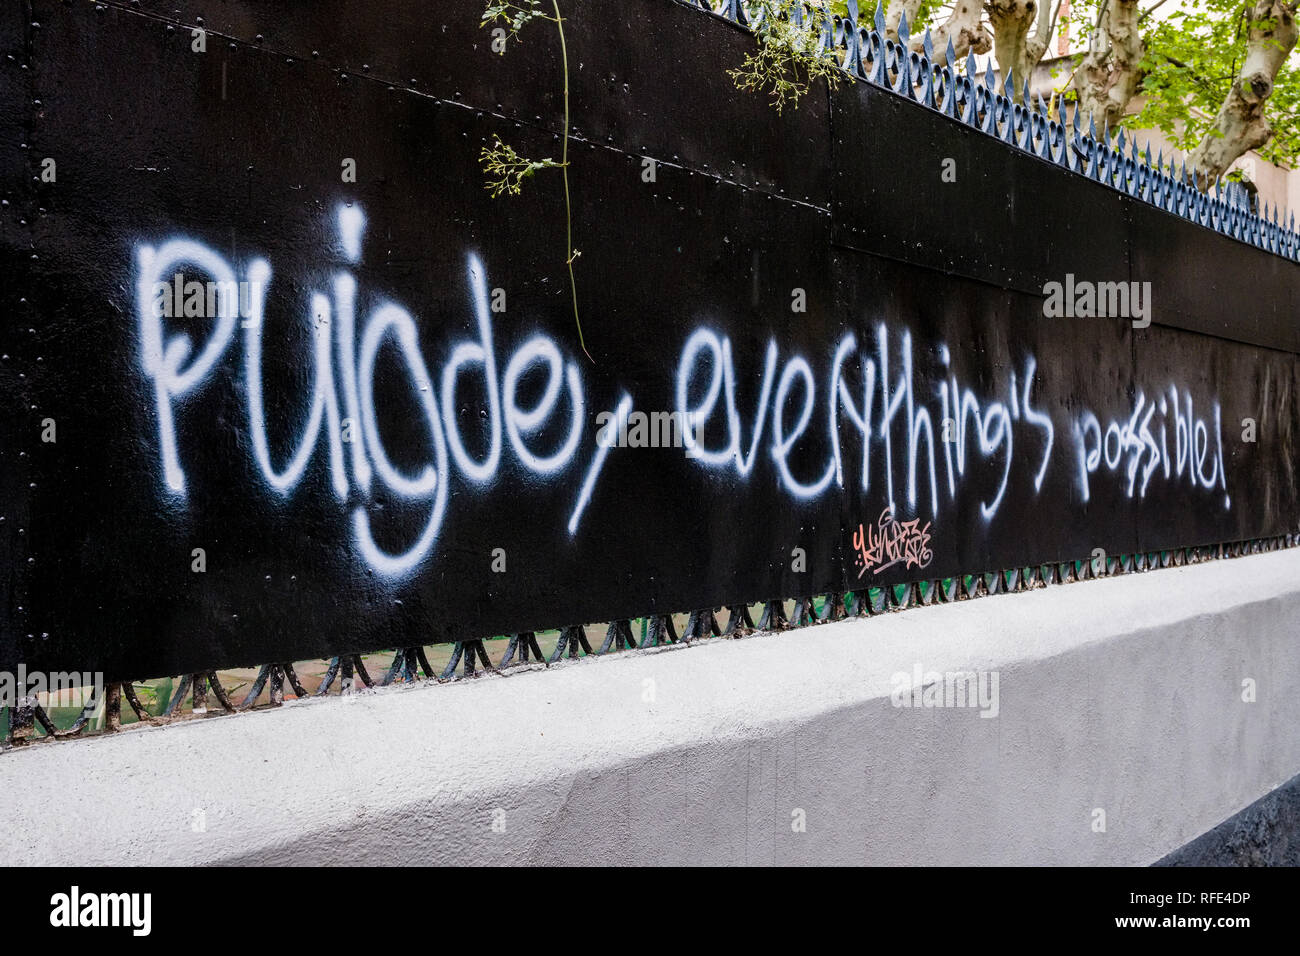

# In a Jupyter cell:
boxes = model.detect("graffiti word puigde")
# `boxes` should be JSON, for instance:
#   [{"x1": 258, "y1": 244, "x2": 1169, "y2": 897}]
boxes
[
  {"x1": 853, "y1": 507, "x2": 934, "y2": 579},
  {"x1": 137, "y1": 204, "x2": 625, "y2": 579}
]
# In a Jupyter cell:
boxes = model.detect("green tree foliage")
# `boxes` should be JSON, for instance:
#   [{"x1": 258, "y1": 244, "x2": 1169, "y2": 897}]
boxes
[{"x1": 1129, "y1": 0, "x2": 1299, "y2": 170}]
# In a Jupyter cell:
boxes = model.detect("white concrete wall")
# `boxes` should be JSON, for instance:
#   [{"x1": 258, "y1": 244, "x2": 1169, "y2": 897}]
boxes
[{"x1": 3, "y1": 548, "x2": 1299, "y2": 866}]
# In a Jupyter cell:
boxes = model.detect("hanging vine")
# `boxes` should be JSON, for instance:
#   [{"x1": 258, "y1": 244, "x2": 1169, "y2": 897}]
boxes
[{"x1": 480, "y1": 1, "x2": 590, "y2": 362}]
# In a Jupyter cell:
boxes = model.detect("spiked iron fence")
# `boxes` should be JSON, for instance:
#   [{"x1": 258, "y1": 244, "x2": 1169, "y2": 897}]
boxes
[
  {"x1": 690, "y1": 0, "x2": 1300, "y2": 259},
  {"x1": 6, "y1": 535, "x2": 1297, "y2": 747}
]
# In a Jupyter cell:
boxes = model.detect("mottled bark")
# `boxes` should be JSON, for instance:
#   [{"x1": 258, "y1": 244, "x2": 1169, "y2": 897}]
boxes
[
  {"x1": 885, "y1": 0, "x2": 927, "y2": 38},
  {"x1": 912, "y1": 0, "x2": 992, "y2": 66},
  {"x1": 1073, "y1": 0, "x2": 1144, "y2": 131},
  {"x1": 1188, "y1": 0, "x2": 1299, "y2": 186},
  {"x1": 986, "y1": 0, "x2": 1061, "y2": 97}
]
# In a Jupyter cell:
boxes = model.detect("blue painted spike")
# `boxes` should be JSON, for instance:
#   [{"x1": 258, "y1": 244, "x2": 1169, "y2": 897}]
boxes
[
  {"x1": 1215, "y1": 177, "x2": 1223, "y2": 197},
  {"x1": 847, "y1": 0, "x2": 860, "y2": 22},
  {"x1": 1116, "y1": 127, "x2": 1125, "y2": 152},
  {"x1": 1180, "y1": 160, "x2": 1188, "y2": 184},
  {"x1": 1101, "y1": 121, "x2": 1110, "y2": 147},
  {"x1": 923, "y1": 28, "x2": 933, "y2": 60},
  {"x1": 1037, "y1": 91, "x2": 1048, "y2": 116},
  {"x1": 985, "y1": 60, "x2": 996, "y2": 90},
  {"x1": 898, "y1": 10, "x2": 909, "y2": 43},
  {"x1": 966, "y1": 51, "x2": 977, "y2": 76},
  {"x1": 1002, "y1": 68, "x2": 1014, "y2": 97},
  {"x1": 1072, "y1": 101, "x2": 1081, "y2": 132},
  {"x1": 874, "y1": 0, "x2": 886, "y2": 33},
  {"x1": 1145, "y1": 143, "x2": 1153, "y2": 167},
  {"x1": 1088, "y1": 112, "x2": 1097, "y2": 138},
  {"x1": 1156, "y1": 148, "x2": 1163, "y2": 171},
  {"x1": 1022, "y1": 78, "x2": 1031, "y2": 105},
  {"x1": 946, "y1": 37, "x2": 956, "y2": 67}
]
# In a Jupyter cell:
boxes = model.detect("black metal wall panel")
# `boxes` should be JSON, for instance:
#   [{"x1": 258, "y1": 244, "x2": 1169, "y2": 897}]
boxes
[
  {"x1": 830, "y1": 76, "x2": 1132, "y2": 299},
  {"x1": 2, "y1": 0, "x2": 1297, "y2": 681},
  {"x1": 1129, "y1": 198, "x2": 1300, "y2": 354},
  {"x1": 121, "y1": 0, "x2": 833, "y2": 205}
]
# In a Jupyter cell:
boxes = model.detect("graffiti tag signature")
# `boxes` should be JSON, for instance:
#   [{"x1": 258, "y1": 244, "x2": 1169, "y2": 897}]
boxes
[{"x1": 853, "y1": 507, "x2": 934, "y2": 579}]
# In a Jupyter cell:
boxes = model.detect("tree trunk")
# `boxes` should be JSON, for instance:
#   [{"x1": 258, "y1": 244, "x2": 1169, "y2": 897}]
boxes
[
  {"x1": 913, "y1": 0, "x2": 992, "y2": 66},
  {"x1": 1188, "y1": 1, "x2": 1299, "y2": 187},
  {"x1": 986, "y1": 0, "x2": 1061, "y2": 99},
  {"x1": 1073, "y1": 0, "x2": 1144, "y2": 131},
  {"x1": 885, "y1": 0, "x2": 926, "y2": 39}
]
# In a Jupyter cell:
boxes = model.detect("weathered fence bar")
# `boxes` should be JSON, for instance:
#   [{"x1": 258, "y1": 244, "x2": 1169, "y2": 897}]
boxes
[{"x1": 1, "y1": 0, "x2": 1297, "y2": 683}]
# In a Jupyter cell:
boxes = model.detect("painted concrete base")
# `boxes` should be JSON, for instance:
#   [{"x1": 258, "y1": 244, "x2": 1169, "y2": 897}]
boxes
[{"x1": 3, "y1": 549, "x2": 1299, "y2": 866}]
